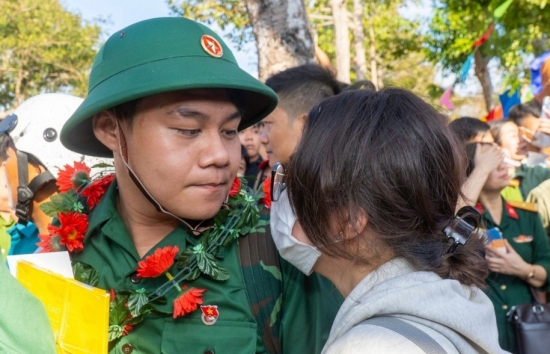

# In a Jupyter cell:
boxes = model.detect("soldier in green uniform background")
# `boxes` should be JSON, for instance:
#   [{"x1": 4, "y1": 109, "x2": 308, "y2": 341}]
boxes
[
  {"x1": 465, "y1": 143, "x2": 550, "y2": 353},
  {"x1": 54, "y1": 17, "x2": 340, "y2": 354}
]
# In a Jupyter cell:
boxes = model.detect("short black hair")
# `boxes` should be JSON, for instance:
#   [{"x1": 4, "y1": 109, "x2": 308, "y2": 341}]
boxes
[
  {"x1": 346, "y1": 80, "x2": 376, "y2": 92},
  {"x1": 448, "y1": 117, "x2": 490, "y2": 144},
  {"x1": 109, "y1": 89, "x2": 248, "y2": 128},
  {"x1": 508, "y1": 103, "x2": 542, "y2": 124},
  {"x1": 265, "y1": 64, "x2": 345, "y2": 119}
]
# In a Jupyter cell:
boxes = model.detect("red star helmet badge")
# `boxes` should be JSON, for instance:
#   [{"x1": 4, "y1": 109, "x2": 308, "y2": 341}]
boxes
[{"x1": 200, "y1": 35, "x2": 223, "y2": 58}]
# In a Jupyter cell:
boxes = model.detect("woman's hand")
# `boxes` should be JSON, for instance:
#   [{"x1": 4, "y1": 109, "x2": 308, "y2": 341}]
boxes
[
  {"x1": 474, "y1": 143, "x2": 503, "y2": 175},
  {"x1": 485, "y1": 239, "x2": 530, "y2": 277},
  {"x1": 537, "y1": 116, "x2": 550, "y2": 136}
]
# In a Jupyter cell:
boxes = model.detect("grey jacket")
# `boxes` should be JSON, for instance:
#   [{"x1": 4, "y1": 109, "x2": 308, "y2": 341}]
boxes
[{"x1": 322, "y1": 258, "x2": 507, "y2": 354}]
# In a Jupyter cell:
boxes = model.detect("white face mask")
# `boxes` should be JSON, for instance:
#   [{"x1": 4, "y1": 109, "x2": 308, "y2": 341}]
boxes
[{"x1": 270, "y1": 190, "x2": 321, "y2": 275}]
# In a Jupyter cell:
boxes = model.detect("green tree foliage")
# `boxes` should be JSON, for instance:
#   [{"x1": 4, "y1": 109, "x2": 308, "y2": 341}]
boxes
[
  {"x1": 0, "y1": 0, "x2": 101, "y2": 110},
  {"x1": 426, "y1": 0, "x2": 550, "y2": 88},
  {"x1": 167, "y1": 0, "x2": 253, "y2": 49}
]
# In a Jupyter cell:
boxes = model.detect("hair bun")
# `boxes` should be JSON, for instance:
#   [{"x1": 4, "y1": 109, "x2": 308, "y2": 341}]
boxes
[{"x1": 443, "y1": 206, "x2": 481, "y2": 254}]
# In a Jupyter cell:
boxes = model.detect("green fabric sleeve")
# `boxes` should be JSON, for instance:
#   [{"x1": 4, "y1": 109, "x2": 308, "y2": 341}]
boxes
[
  {"x1": 520, "y1": 165, "x2": 550, "y2": 198},
  {"x1": 0, "y1": 262, "x2": 56, "y2": 353},
  {"x1": 531, "y1": 212, "x2": 550, "y2": 291},
  {"x1": 280, "y1": 258, "x2": 343, "y2": 354}
]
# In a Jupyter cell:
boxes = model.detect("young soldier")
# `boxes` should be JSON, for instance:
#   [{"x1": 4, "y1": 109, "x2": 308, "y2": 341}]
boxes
[
  {"x1": 256, "y1": 64, "x2": 345, "y2": 189},
  {"x1": 239, "y1": 123, "x2": 264, "y2": 187},
  {"x1": 57, "y1": 17, "x2": 339, "y2": 354}
]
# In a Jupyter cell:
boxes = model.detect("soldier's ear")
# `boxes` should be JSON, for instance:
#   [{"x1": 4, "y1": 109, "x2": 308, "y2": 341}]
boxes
[{"x1": 92, "y1": 111, "x2": 119, "y2": 153}]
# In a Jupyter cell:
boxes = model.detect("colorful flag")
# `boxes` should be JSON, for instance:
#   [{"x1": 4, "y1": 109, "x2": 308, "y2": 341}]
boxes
[
  {"x1": 473, "y1": 23, "x2": 495, "y2": 47},
  {"x1": 439, "y1": 87, "x2": 455, "y2": 111},
  {"x1": 460, "y1": 54, "x2": 474, "y2": 83},
  {"x1": 485, "y1": 105, "x2": 504, "y2": 122},
  {"x1": 499, "y1": 89, "x2": 521, "y2": 118},
  {"x1": 530, "y1": 51, "x2": 550, "y2": 95},
  {"x1": 493, "y1": 0, "x2": 514, "y2": 19}
]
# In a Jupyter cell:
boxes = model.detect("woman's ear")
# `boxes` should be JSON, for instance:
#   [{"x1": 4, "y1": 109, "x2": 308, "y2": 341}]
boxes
[
  {"x1": 93, "y1": 111, "x2": 119, "y2": 153},
  {"x1": 343, "y1": 209, "x2": 368, "y2": 241}
]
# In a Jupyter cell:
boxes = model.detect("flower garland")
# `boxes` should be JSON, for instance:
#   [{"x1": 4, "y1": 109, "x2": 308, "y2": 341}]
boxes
[{"x1": 38, "y1": 162, "x2": 266, "y2": 342}]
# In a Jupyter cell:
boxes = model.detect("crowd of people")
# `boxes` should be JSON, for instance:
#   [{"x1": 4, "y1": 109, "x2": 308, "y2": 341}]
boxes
[{"x1": 2, "y1": 15, "x2": 550, "y2": 354}]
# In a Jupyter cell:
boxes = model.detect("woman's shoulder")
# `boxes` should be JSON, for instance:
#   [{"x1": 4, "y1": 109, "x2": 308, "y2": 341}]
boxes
[{"x1": 324, "y1": 319, "x2": 457, "y2": 354}]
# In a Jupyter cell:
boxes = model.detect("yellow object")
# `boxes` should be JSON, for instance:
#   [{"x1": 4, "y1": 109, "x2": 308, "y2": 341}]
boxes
[
  {"x1": 16, "y1": 261, "x2": 109, "y2": 354},
  {"x1": 501, "y1": 185, "x2": 524, "y2": 202},
  {"x1": 507, "y1": 200, "x2": 539, "y2": 213}
]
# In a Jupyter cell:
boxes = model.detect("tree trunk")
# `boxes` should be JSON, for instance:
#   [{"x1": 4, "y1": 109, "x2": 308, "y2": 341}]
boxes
[
  {"x1": 331, "y1": 0, "x2": 350, "y2": 83},
  {"x1": 352, "y1": 0, "x2": 367, "y2": 81},
  {"x1": 244, "y1": 0, "x2": 315, "y2": 81},
  {"x1": 368, "y1": 17, "x2": 378, "y2": 88},
  {"x1": 15, "y1": 65, "x2": 23, "y2": 107},
  {"x1": 474, "y1": 51, "x2": 493, "y2": 113}
]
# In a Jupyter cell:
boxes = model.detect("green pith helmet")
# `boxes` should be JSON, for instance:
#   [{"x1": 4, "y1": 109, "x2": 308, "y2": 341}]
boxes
[{"x1": 60, "y1": 17, "x2": 278, "y2": 157}]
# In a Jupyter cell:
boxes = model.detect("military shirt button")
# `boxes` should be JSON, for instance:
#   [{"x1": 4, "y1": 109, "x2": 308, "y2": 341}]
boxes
[
  {"x1": 500, "y1": 285, "x2": 507, "y2": 290},
  {"x1": 130, "y1": 274, "x2": 141, "y2": 284},
  {"x1": 121, "y1": 343, "x2": 133, "y2": 354},
  {"x1": 502, "y1": 305, "x2": 509, "y2": 310},
  {"x1": 204, "y1": 350, "x2": 215, "y2": 354}
]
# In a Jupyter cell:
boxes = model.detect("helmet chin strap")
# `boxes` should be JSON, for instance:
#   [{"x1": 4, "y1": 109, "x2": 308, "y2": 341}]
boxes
[{"x1": 116, "y1": 122, "x2": 210, "y2": 235}]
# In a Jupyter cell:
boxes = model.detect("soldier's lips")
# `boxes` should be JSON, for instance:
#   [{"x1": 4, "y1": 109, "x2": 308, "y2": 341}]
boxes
[{"x1": 191, "y1": 182, "x2": 227, "y2": 191}]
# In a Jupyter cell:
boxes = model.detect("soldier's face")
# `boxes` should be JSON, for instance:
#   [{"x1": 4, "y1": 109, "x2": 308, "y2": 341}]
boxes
[
  {"x1": 120, "y1": 89, "x2": 241, "y2": 220},
  {"x1": 484, "y1": 161, "x2": 510, "y2": 191},
  {"x1": 259, "y1": 106, "x2": 304, "y2": 168}
]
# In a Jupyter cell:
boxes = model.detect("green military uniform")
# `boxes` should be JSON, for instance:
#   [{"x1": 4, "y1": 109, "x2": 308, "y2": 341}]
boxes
[
  {"x1": 58, "y1": 17, "x2": 342, "y2": 354},
  {"x1": 501, "y1": 164, "x2": 550, "y2": 202},
  {"x1": 478, "y1": 199, "x2": 550, "y2": 353},
  {"x1": 71, "y1": 181, "x2": 340, "y2": 354}
]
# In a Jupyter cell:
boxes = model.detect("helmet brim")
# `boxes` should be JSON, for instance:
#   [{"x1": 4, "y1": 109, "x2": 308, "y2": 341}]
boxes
[{"x1": 61, "y1": 56, "x2": 277, "y2": 157}]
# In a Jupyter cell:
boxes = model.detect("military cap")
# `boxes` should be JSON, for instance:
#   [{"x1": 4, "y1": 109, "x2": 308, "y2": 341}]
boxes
[{"x1": 61, "y1": 17, "x2": 278, "y2": 157}]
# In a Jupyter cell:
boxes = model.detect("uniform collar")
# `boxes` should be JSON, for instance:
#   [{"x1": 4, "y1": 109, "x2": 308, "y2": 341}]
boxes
[
  {"x1": 86, "y1": 179, "x2": 119, "y2": 240},
  {"x1": 85, "y1": 179, "x2": 225, "y2": 261},
  {"x1": 476, "y1": 197, "x2": 518, "y2": 229}
]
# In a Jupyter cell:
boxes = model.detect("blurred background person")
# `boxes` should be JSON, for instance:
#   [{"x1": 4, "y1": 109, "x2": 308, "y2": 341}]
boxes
[
  {"x1": 258, "y1": 64, "x2": 345, "y2": 191},
  {"x1": 449, "y1": 116, "x2": 495, "y2": 144},
  {"x1": 489, "y1": 119, "x2": 550, "y2": 202},
  {"x1": 449, "y1": 117, "x2": 505, "y2": 210},
  {"x1": 238, "y1": 144, "x2": 249, "y2": 177},
  {"x1": 465, "y1": 142, "x2": 550, "y2": 353},
  {"x1": 239, "y1": 122, "x2": 263, "y2": 187}
]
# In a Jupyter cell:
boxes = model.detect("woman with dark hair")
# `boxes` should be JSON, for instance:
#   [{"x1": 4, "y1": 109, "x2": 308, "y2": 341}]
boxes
[
  {"x1": 271, "y1": 88, "x2": 505, "y2": 353},
  {"x1": 465, "y1": 142, "x2": 550, "y2": 352}
]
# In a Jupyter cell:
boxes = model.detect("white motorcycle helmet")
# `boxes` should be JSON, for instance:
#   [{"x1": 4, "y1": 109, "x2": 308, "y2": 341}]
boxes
[{"x1": 6, "y1": 93, "x2": 112, "y2": 175}]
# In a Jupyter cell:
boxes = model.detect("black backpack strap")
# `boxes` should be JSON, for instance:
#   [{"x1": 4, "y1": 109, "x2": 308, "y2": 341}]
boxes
[
  {"x1": 362, "y1": 317, "x2": 448, "y2": 354},
  {"x1": 15, "y1": 151, "x2": 55, "y2": 224},
  {"x1": 238, "y1": 207, "x2": 281, "y2": 354}
]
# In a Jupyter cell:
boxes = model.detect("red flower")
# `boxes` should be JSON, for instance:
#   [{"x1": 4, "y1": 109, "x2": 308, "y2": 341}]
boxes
[
  {"x1": 51, "y1": 212, "x2": 89, "y2": 253},
  {"x1": 136, "y1": 245, "x2": 179, "y2": 278},
  {"x1": 56, "y1": 162, "x2": 91, "y2": 192},
  {"x1": 173, "y1": 287, "x2": 206, "y2": 319},
  {"x1": 122, "y1": 324, "x2": 133, "y2": 336},
  {"x1": 262, "y1": 178, "x2": 272, "y2": 209},
  {"x1": 229, "y1": 177, "x2": 241, "y2": 197},
  {"x1": 37, "y1": 225, "x2": 63, "y2": 252},
  {"x1": 82, "y1": 174, "x2": 115, "y2": 209}
]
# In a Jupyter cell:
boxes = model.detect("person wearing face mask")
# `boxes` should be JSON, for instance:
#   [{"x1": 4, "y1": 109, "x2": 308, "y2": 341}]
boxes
[
  {"x1": 271, "y1": 88, "x2": 505, "y2": 353},
  {"x1": 465, "y1": 142, "x2": 550, "y2": 353},
  {"x1": 45, "y1": 17, "x2": 340, "y2": 354}
]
